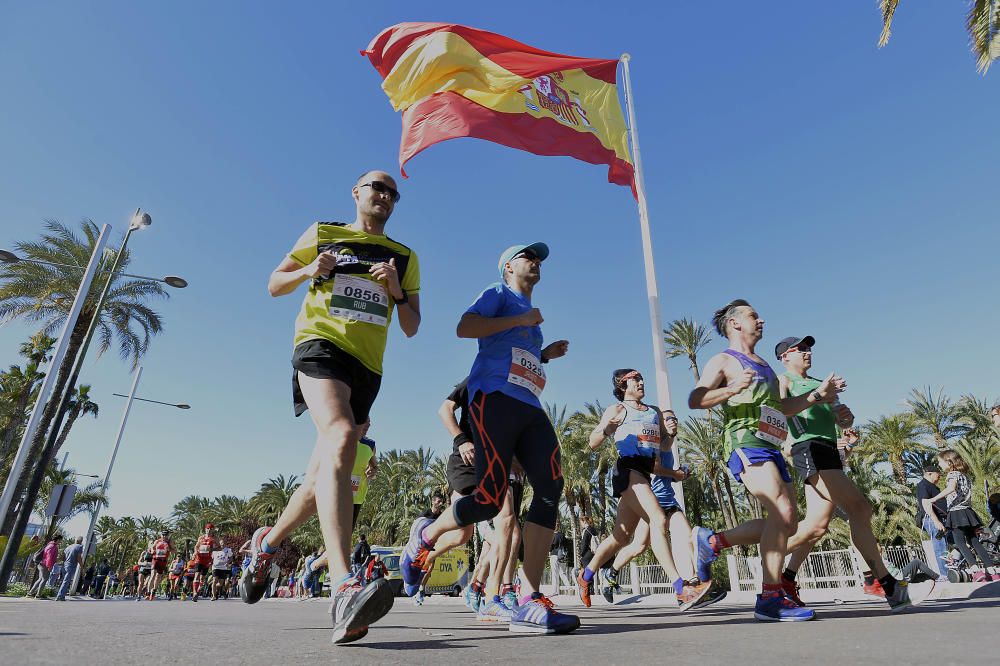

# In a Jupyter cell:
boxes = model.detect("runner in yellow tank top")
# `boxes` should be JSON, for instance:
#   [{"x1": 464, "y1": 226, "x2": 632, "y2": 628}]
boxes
[{"x1": 241, "y1": 171, "x2": 420, "y2": 647}]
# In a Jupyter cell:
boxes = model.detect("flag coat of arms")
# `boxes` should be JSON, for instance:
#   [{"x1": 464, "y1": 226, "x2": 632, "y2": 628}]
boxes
[{"x1": 362, "y1": 22, "x2": 635, "y2": 195}]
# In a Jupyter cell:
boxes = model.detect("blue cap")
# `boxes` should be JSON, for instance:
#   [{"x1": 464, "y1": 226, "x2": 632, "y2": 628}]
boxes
[{"x1": 498, "y1": 242, "x2": 549, "y2": 277}]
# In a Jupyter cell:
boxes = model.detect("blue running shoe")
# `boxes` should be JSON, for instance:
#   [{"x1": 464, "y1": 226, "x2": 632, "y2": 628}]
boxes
[
  {"x1": 502, "y1": 590, "x2": 519, "y2": 611},
  {"x1": 478, "y1": 596, "x2": 513, "y2": 623},
  {"x1": 692, "y1": 526, "x2": 718, "y2": 583},
  {"x1": 754, "y1": 592, "x2": 815, "y2": 622},
  {"x1": 400, "y1": 517, "x2": 433, "y2": 588},
  {"x1": 509, "y1": 594, "x2": 580, "y2": 634},
  {"x1": 464, "y1": 584, "x2": 482, "y2": 612}
]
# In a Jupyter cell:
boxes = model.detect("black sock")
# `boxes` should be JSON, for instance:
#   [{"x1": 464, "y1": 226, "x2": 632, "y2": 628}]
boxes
[
  {"x1": 878, "y1": 574, "x2": 896, "y2": 596},
  {"x1": 863, "y1": 571, "x2": 875, "y2": 586},
  {"x1": 782, "y1": 568, "x2": 797, "y2": 583},
  {"x1": 610, "y1": 567, "x2": 618, "y2": 577}
]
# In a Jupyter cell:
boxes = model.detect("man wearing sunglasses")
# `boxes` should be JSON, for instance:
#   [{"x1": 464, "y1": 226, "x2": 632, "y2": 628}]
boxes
[
  {"x1": 401, "y1": 242, "x2": 580, "y2": 635},
  {"x1": 241, "y1": 170, "x2": 421, "y2": 646},
  {"x1": 775, "y1": 336, "x2": 934, "y2": 611}
]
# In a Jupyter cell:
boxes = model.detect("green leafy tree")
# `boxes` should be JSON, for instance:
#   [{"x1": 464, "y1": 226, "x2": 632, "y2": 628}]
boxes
[
  {"x1": 664, "y1": 317, "x2": 712, "y2": 382},
  {"x1": 906, "y1": 387, "x2": 967, "y2": 449},
  {"x1": 858, "y1": 414, "x2": 930, "y2": 484}
]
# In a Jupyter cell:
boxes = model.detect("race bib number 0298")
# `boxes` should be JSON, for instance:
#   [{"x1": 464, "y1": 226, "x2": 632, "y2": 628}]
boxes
[
  {"x1": 755, "y1": 405, "x2": 788, "y2": 446},
  {"x1": 508, "y1": 348, "x2": 546, "y2": 397},
  {"x1": 329, "y1": 275, "x2": 389, "y2": 327}
]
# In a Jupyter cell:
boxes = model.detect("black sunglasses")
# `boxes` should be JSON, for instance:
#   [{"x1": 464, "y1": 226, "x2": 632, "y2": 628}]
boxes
[{"x1": 360, "y1": 181, "x2": 401, "y2": 203}]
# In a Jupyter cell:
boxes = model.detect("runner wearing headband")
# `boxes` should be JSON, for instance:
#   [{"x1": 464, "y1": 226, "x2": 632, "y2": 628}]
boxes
[{"x1": 578, "y1": 370, "x2": 711, "y2": 611}]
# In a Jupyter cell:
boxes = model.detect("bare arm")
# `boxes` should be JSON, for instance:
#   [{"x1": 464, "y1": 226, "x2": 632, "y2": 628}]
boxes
[
  {"x1": 922, "y1": 498, "x2": 946, "y2": 530},
  {"x1": 394, "y1": 292, "x2": 421, "y2": 338},
  {"x1": 780, "y1": 372, "x2": 846, "y2": 416},
  {"x1": 689, "y1": 354, "x2": 749, "y2": 409},
  {"x1": 438, "y1": 399, "x2": 464, "y2": 439},
  {"x1": 588, "y1": 404, "x2": 625, "y2": 450},
  {"x1": 927, "y1": 479, "x2": 957, "y2": 503}
]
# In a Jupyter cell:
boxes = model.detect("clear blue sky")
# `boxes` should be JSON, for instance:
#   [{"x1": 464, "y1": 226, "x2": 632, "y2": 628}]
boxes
[{"x1": 1, "y1": 2, "x2": 996, "y2": 535}]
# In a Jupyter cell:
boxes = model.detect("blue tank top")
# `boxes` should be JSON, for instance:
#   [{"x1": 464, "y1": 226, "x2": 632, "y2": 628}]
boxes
[
  {"x1": 651, "y1": 449, "x2": 677, "y2": 506},
  {"x1": 613, "y1": 403, "x2": 660, "y2": 459}
]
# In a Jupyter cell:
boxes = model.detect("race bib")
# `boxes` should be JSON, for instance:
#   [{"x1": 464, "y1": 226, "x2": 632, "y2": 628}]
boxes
[
  {"x1": 329, "y1": 274, "x2": 389, "y2": 327},
  {"x1": 756, "y1": 405, "x2": 788, "y2": 446},
  {"x1": 508, "y1": 348, "x2": 546, "y2": 397},
  {"x1": 155, "y1": 546, "x2": 168, "y2": 558},
  {"x1": 351, "y1": 474, "x2": 361, "y2": 494},
  {"x1": 198, "y1": 544, "x2": 210, "y2": 554},
  {"x1": 637, "y1": 422, "x2": 661, "y2": 450}
]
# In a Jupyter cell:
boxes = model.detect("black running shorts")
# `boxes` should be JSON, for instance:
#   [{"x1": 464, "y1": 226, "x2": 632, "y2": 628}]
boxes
[
  {"x1": 447, "y1": 450, "x2": 478, "y2": 496},
  {"x1": 612, "y1": 455, "x2": 654, "y2": 499},
  {"x1": 291, "y1": 339, "x2": 382, "y2": 424},
  {"x1": 790, "y1": 438, "x2": 843, "y2": 483},
  {"x1": 213, "y1": 569, "x2": 230, "y2": 580}
]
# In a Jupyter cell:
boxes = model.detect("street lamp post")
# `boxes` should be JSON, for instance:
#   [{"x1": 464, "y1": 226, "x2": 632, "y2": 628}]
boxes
[
  {"x1": 74, "y1": 369, "x2": 190, "y2": 591},
  {"x1": 0, "y1": 210, "x2": 186, "y2": 592}
]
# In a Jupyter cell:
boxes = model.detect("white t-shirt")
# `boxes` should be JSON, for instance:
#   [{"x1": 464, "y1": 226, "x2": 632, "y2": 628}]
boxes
[{"x1": 212, "y1": 548, "x2": 233, "y2": 570}]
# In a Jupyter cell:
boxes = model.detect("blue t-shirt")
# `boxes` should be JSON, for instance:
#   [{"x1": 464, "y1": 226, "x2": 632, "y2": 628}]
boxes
[
  {"x1": 63, "y1": 543, "x2": 84, "y2": 569},
  {"x1": 650, "y1": 449, "x2": 678, "y2": 507},
  {"x1": 465, "y1": 282, "x2": 545, "y2": 409}
]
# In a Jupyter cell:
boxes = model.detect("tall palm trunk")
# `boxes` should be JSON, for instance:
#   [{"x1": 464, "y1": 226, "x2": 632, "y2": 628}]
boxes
[
  {"x1": 688, "y1": 354, "x2": 701, "y2": 382},
  {"x1": 0, "y1": 316, "x2": 89, "y2": 537},
  {"x1": 721, "y1": 474, "x2": 739, "y2": 528},
  {"x1": 709, "y1": 477, "x2": 732, "y2": 530},
  {"x1": 890, "y1": 455, "x2": 908, "y2": 485}
]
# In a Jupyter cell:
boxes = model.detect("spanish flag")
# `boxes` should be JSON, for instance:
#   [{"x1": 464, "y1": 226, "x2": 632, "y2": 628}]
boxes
[{"x1": 362, "y1": 23, "x2": 636, "y2": 196}]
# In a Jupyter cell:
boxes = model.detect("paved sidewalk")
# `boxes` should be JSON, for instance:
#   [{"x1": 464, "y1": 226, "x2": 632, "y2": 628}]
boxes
[{"x1": 3, "y1": 585, "x2": 998, "y2": 665}]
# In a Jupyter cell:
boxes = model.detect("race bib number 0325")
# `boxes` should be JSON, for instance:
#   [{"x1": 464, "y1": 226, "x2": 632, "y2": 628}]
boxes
[
  {"x1": 329, "y1": 275, "x2": 389, "y2": 327},
  {"x1": 508, "y1": 348, "x2": 546, "y2": 397}
]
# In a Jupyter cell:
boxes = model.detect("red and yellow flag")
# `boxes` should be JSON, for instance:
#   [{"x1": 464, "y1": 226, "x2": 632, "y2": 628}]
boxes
[{"x1": 362, "y1": 23, "x2": 635, "y2": 195}]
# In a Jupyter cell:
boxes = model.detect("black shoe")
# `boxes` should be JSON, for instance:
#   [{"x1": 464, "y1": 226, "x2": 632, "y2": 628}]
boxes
[
  {"x1": 690, "y1": 585, "x2": 727, "y2": 610},
  {"x1": 331, "y1": 578, "x2": 395, "y2": 645},
  {"x1": 602, "y1": 586, "x2": 614, "y2": 604},
  {"x1": 240, "y1": 526, "x2": 274, "y2": 605}
]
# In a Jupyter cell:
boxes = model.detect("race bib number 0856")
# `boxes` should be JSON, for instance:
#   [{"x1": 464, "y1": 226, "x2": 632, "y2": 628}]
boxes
[{"x1": 329, "y1": 275, "x2": 389, "y2": 327}]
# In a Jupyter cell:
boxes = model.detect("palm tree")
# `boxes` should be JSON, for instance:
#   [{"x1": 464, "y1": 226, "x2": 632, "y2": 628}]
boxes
[
  {"x1": 0, "y1": 220, "x2": 169, "y2": 535},
  {"x1": 878, "y1": 0, "x2": 999, "y2": 73},
  {"x1": 663, "y1": 318, "x2": 712, "y2": 382},
  {"x1": 858, "y1": 414, "x2": 930, "y2": 484},
  {"x1": 249, "y1": 475, "x2": 299, "y2": 525},
  {"x1": 566, "y1": 401, "x2": 614, "y2": 531},
  {"x1": 677, "y1": 414, "x2": 737, "y2": 530},
  {"x1": 35, "y1": 466, "x2": 107, "y2": 538},
  {"x1": 906, "y1": 387, "x2": 966, "y2": 449},
  {"x1": 48, "y1": 385, "x2": 99, "y2": 463},
  {"x1": 0, "y1": 333, "x2": 54, "y2": 466}
]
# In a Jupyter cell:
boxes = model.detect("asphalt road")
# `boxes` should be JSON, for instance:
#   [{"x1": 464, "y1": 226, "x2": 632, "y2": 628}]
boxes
[{"x1": 3, "y1": 589, "x2": 998, "y2": 665}]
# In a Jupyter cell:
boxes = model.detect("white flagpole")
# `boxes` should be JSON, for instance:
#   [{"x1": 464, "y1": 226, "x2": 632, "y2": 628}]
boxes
[{"x1": 619, "y1": 54, "x2": 685, "y2": 508}]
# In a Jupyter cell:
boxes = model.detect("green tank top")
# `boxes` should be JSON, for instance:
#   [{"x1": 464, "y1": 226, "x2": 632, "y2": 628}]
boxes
[
  {"x1": 720, "y1": 350, "x2": 786, "y2": 456},
  {"x1": 783, "y1": 373, "x2": 837, "y2": 444},
  {"x1": 352, "y1": 438, "x2": 376, "y2": 504}
]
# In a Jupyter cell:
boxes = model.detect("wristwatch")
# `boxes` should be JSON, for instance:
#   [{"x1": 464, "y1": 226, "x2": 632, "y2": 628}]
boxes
[
  {"x1": 810, "y1": 390, "x2": 822, "y2": 403},
  {"x1": 395, "y1": 291, "x2": 409, "y2": 305}
]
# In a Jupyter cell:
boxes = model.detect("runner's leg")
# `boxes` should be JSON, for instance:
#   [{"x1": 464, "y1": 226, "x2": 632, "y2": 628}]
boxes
[
  {"x1": 610, "y1": 519, "x2": 649, "y2": 571},
  {"x1": 667, "y1": 510, "x2": 695, "y2": 580},
  {"x1": 740, "y1": 464, "x2": 798, "y2": 586},
  {"x1": 784, "y1": 481, "x2": 836, "y2": 574}
]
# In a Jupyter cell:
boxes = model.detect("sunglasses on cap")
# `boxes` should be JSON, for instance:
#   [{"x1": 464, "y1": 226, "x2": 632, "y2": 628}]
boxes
[{"x1": 359, "y1": 180, "x2": 401, "y2": 203}]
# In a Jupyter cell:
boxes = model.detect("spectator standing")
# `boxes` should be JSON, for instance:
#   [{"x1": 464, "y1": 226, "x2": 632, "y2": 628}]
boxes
[
  {"x1": 26, "y1": 535, "x2": 61, "y2": 598},
  {"x1": 56, "y1": 537, "x2": 85, "y2": 601},
  {"x1": 916, "y1": 465, "x2": 950, "y2": 576},
  {"x1": 928, "y1": 450, "x2": 1000, "y2": 582},
  {"x1": 352, "y1": 535, "x2": 371, "y2": 572},
  {"x1": 82, "y1": 564, "x2": 95, "y2": 596},
  {"x1": 92, "y1": 558, "x2": 111, "y2": 597}
]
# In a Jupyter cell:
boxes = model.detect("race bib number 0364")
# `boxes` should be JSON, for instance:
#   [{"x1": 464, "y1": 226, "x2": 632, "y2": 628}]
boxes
[
  {"x1": 508, "y1": 348, "x2": 546, "y2": 397},
  {"x1": 329, "y1": 274, "x2": 388, "y2": 327},
  {"x1": 756, "y1": 404, "x2": 788, "y2": 447}
]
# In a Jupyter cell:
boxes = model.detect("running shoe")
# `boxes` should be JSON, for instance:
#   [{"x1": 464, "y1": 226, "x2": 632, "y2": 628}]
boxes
[
  {"x1": 413, "y1": 589, "x2": 425, "y2": 606},
  {"x1": 400, "y1": 517, "x2": 434, "y2": 589},
  {"x1": 502, "y1": 590, "x2": 519, "y2": 611},
  {"x1": 972, "y1": 569, "x2": 989, "y2": 583},
  {"x1": 601, "y1": 586, "x2": 614, "y2": 604},
  {"x1": 862, "y1": 579, "x2": 885, "y2": 598},
  {"x1": 575, "y1": 569, "x2": 592, "y2": 607},
  {"x1": 753, "y1": 592, "x2": 815, "y2": 622},
  {"x1": 990, "y1": 573, "x2": 1000, "y2": 582},
  {"x1": 886, "y1": 579, "x2": 934, "y2": 613},
  {"x1": 602, "y1": 566, "x2": 619, "y2": 590},
  {"x1": 239, "y1": 526, "x2": 274, "y2": 605},
  {"x1": 509, "y1": 593, "x2": 580, "y2": 634},
  {"x1": 781, "y1": 579, "x2": 804, "y2": 607},
  {"x1": 477, "y1": 596, "x2": 513, "y2": 623},
  {"x1": 331, "y1": 577, "x2": 395, "y2": 645},
  {"x1": 692, "y1": 526, "x2": 718, "y2": 582},
  {"x1": 676, "y1": 579, "x2": 712, "y2": 611},
  {"x1": 464, "y1": 584, "x2": 482, "y2": 612},
  {"x1": 690, "y1": 585, "x2": 728, "y2": 610}
]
